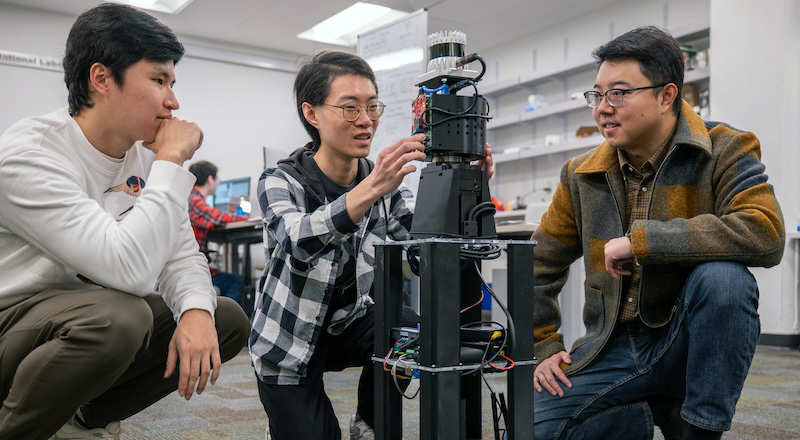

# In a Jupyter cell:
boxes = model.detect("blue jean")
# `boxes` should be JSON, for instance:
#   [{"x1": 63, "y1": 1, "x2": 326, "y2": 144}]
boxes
[
  {"x1": 212, "y1": 271, "x2": 244, "y2": 303},
  {"x1": 534, "y1": 262, "x2": 760, "y2": 440}
]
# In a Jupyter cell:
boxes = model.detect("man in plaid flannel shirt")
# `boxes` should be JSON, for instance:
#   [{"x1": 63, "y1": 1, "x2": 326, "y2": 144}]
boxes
[
  {"x1": 188, "y1": 161, "x2": 249, "y2": 302},
  {"x1": 249, "y1": 51, "x2": 491, "y2": 440}
]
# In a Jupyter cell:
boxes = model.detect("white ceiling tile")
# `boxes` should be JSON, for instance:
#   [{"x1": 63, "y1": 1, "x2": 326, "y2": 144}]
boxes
[{"x1": 0, "y1": 0, "x2": 626, "y2": 56}]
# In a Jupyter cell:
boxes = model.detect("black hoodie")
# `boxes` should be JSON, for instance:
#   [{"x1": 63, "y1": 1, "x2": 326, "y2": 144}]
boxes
[{"x1": 275, "y1": 142, "x2": 374, "y2": 213}]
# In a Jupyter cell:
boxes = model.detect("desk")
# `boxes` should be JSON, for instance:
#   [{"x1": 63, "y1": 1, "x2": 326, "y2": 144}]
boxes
[
  {"x1": 496, "y1": 222, "x2": 537, "y2": 240},
  {"x1": 207, "y1": 218, "x2": 263, "y2": 286}
]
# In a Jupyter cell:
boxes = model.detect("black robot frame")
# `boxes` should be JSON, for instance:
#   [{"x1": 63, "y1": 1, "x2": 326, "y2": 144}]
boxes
[{"x1": 371, "y1": 36, "x2": 536, "y2": 439}]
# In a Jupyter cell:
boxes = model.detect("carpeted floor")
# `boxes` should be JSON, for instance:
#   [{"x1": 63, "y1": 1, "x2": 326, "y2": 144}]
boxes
[
  {"x1": 719, "y1": 346, "x2": 800, "y2": 439},
  {"x1": 120, "y1": 345, "x2": 800, "y2": 439}
]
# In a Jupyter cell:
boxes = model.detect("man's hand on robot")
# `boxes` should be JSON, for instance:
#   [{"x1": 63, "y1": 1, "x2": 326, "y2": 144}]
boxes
[{"x1": 472, "y1": 143, "x2": 494, "y2": 180}]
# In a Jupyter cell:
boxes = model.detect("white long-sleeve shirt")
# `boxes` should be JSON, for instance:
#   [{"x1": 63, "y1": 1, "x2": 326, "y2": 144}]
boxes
[{"x1": 0, "y1": 107, "x2": 215, "y2": 320}]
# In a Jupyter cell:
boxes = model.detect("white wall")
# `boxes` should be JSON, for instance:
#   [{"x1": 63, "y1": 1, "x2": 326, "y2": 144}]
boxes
[
  {"x1": 172, "y1": 56, "x2": 304, "y2": 201},
  {"x1": 0, "y1": 2, "x2": 307, "y2": 206},
  {"x1": 710, "y1": 0, "x2": 800, "y2": 337},
  {"x1": 483, "y1": 0, "x2": 708, "y2": 81},
  {"x1": 0, "y1": 3, "x2": 71, "y2": 128}
]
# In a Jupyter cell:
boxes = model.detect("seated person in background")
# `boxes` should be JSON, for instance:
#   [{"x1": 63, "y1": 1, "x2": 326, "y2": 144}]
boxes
[
  {"x1": 188, "y1": 160, "x2": 250, "y2": 302},
  {"x1": 0, "y1": 4, "x2": 249, "y2": 439},
  {"x1": 532, "y1": 26, "x2": 785, "y2": 440},
  {"x1": 249, "y1": 50, "x2": 494, "y2": 440}
]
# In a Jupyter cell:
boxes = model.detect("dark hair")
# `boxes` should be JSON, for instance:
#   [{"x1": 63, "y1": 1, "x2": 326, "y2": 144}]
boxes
[
  {"x1": 189, "y1": 161, "x2": 218, "y2": 186},
  {"x1": 293, "y1": 51, "x2": 378, "y2": 148},
  {"x1": 63, "y1": 3, "x2": 185, "y2": 116},
  {"x1": 592, "y1": 26, "x2": 684, "y2": 116}
]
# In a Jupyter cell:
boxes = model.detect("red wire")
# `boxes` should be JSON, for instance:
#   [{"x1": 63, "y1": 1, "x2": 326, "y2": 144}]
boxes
[
  {"x1": 489, "y1": 354, "x2": 515, "y2": 371},
  {"x1": 460, "y1": 290, "x2": 484, "y2": 314},
  {"x1": 383, "y1": 346, "x2": 394, "y2": 372},
  {"x1": 384, "y1": 338, "x2": 410, "y2": 372}
]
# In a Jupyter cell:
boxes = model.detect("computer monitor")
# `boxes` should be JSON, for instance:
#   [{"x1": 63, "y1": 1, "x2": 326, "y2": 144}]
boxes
[{"x1": 206, "y1": 177, "x2": 250, "y2": 213}]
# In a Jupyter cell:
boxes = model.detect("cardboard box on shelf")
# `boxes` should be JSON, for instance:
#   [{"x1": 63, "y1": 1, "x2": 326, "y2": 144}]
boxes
[
  {"x1": 682, "y1": 83, "x2": 698, "y2": 107},
  {"x1": 576, "y1": 126, "x2": 599, "y2": 138}
]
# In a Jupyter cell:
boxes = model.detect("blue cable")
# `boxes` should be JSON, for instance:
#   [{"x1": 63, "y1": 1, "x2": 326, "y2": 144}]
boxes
[{"x1": 422, "y1": 84, "x2": 449, "y2": 95}]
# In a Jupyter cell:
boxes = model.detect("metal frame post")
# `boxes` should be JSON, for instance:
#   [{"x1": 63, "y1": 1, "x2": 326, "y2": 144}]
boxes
[
  {"x1": 374, "y1": 244, "x2": 404, "y2": 440},
  {"x1": 506, "y1": 243, "x2": 535, "y2": 439},
  {"x1": 419, "y1": 242, "x2": 462, "y2": 440}
]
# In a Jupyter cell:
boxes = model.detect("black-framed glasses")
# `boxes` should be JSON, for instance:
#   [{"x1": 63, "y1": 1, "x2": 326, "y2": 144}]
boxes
[
  {"x1": 583, "y1": 84, "x2": 668, "y2": 107},
  {"x1": 323, "y1": 101, "x2": 386, "y2": 122}
]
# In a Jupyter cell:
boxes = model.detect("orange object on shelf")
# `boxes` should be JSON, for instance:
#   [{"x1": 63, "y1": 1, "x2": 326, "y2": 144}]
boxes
[{"x1": 491, "y1": 196, "x2": 505, "y2": 211}]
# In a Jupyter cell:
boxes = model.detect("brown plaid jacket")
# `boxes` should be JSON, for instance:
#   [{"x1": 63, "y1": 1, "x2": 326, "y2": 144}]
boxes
[{"x1": 532, "y1": 101, "x2": 785, "y2": 374}]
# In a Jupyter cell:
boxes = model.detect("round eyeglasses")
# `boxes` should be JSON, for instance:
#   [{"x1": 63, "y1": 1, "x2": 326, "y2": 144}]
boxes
[
  {"x1": 583, "y1": 84, "x2": 668, "y2": 107},
  {"x1": 323, "y1": 102, "x2": 386, "y2": 122}
]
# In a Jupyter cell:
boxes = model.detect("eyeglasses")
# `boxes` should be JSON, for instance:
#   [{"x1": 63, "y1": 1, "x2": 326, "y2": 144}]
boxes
[
  {"x1": 583, "y1": 84, "x2": 668, "y2": 107},
  {"x1": 323, "y1": 101, "x2": 386, "y2": 122}
]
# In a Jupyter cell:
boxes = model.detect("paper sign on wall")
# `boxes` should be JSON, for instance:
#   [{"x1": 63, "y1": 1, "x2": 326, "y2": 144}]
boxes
[{"x1": 0, "y1": 49, "x2": 62, "y2": 72}]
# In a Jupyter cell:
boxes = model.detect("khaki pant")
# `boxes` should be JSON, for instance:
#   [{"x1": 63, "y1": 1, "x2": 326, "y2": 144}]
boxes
[{"x1": 0, "y1": 288, "x2": 249, "y2": 439}]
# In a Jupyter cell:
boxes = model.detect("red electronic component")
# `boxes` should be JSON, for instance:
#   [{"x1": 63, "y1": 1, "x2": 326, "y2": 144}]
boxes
[{"x1": 411, "y1": 94, "x2": 428, "y2": 135}]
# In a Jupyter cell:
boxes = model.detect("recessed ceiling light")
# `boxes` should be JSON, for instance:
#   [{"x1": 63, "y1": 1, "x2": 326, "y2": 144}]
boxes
[
  {"x1": 298, "y1": 2, "x2": 410, "y2": 47},
  {"x1": 105, "y1": 0, "x2": 194, "y2": 15}
]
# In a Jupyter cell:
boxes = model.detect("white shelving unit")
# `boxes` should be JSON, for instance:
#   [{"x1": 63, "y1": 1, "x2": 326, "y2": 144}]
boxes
[
  {"x1": 491, "y1": 68, "x2": 710, "y2": 164},
  {"x1": 493, "y1": 135, "x2": 605, "y2": 163},
  {"x1": 482, "y1": 54, "x2": 596, "y2": 98},
  {"x1": 483, "y1": 21, "x2": 710, "y2": 99},
  {"x1": 684, "y1": 66, "x2": 710, "y2": 84},
  {"x1": 485, "y1": 22, "x2": 711, "y2": 164}
]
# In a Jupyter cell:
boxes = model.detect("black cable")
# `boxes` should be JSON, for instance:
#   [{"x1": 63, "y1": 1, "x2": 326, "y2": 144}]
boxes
[
  {"x1": 455, "y1": 53, "x2": 487, "y2": 84},
  {"x1": 474, "y1": 262, "x2": 516, "y2": 357},
  {"x1": 474, "y1": 55, "x2": 486, "y2": 83},
  {"x1": 420, "y1": 97, "x2": 474, "y2": 124},
  {"x1": 386, "y1": 335, "x2": 421, "y2": 399},
  {"x1": 426, "y1": 111, "x2": 492, "y2": 128},
  {"x1": 449, "y1": 54, "x2": 487, "y2": 95},
  {"x1": 469, "y1": 207, "x2": 497, "y2": 224},
  {"x1": 484, "y1": 362, "x2": 506, "y2": 440},
  {"x1": 498, "y1": 393, "x2": 509, "y2": 428},
  {"x1": 422, "y1": 82, "x2": 491, "y2": 128},
  {"x1": 468, "y1": 201, "x2": 495, "y2": 222},
  {"x1": 491, "y1": 392, "x2": 501, "y2": 440},
  {"x1": 406, "y1": 245, "x2": 420, "y2": 276},
  {"x1": 423, "y1": 84, "x2": 477, "y2": 117},
  {"x1": 406, "y1": 241, "x2": 501, "y2": 277},
  {"x1": 462, "y1": 336, "x2": 494, "y2": 378},
  {"x1": 460, "y1": 249, "x2": 502, "y2": 261},
  {"x1": 458, "y1": 54, "x2": 486, "y2": 83},
  {"x1": 459, "y1": 320, "x2": 508, "y2": 377},
  {"x1": 407, "y1": 232, "x2": 499, "y2": 240},
  {"x1": 390, "y1": 353, "x2": 419, "y2": 400},
  {"x1": 395, "y1": 334, "x2": 419, "y2": 352},
  {"x1": 460, "y1": 243, "x2": 502, "y2": 261}
]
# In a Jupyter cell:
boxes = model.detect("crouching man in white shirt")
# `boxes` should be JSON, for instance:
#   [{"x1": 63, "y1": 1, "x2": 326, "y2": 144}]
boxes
[{"x1": 0, "y1": 4, "x2": 249, "y2": 439}]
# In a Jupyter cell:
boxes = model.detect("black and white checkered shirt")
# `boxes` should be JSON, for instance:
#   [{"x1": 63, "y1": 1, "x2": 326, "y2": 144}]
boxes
[{"x1": 249, "y1": 145, "x2": 415, "y2": 385}]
